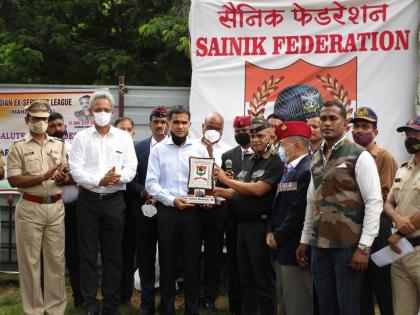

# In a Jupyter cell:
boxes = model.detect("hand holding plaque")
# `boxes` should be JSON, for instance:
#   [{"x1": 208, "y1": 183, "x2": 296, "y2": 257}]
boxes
[{"x1": 184, "y1": 157, "x2": 216, "y2": 205}]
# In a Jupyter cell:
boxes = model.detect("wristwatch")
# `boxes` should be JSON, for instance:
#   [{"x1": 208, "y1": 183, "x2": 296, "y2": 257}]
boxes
[{"x1": 358, "y1": 243, "x2": 372, "y2": 255}]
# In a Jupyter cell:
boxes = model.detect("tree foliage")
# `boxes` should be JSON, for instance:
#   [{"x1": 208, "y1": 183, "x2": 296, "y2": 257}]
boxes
[{"x1": 0, "y1": 0, "x2": 191, "y2": 86}]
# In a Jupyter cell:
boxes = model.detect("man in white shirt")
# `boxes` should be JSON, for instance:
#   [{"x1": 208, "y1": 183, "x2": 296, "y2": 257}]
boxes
[
  {"x1": 296, "y1": 101, "x2": 383, "y2": 315},
  {"x1": 146, "y1": 106, "x2": 208, "y2": 315},
  {"x1": 199, "y1": 113, "x2": 231, "y2": 311},
  {"x1": 69, "y1": 90, "x2": 137, "y2": 315}
]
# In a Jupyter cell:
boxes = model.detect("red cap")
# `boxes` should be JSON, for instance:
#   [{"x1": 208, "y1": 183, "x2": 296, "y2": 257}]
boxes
[
  {"x1": 233, "y1": 116, "x2": 252, "y2": 128},
  {"x1": 396, "y1": 116, "x2": 420, "y2": 132},
  {"x1": 275, "y1": 121, "x2": 311, "y2": 140}
]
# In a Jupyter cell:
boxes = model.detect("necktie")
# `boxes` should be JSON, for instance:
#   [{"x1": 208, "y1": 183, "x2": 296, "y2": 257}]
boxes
[{"x1": 280, "y1": 165, "x2": 295, "y2": 183}]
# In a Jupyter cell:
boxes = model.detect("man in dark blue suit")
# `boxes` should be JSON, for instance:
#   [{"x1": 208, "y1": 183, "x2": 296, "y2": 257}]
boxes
[
  {"x1": 267, "y1": 121, "x2": 313, "y2": 315},
  {"x1": 128, "y1": 107, "x2": 168, "y2": 315}
]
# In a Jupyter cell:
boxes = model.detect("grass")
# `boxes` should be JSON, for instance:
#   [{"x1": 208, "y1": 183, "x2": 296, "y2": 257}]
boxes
[{"x1": 0, "y1": 273, "x2": 232, "y2": 315}]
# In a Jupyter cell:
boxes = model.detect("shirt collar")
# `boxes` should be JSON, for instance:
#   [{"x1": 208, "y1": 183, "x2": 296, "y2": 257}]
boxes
[
  {"x1": 288, "y1": 154, "x2": 308, "y2": 169},
  {"x1": 407, "y1": 156, "x2": 418, "y2": 169},
  {"x1": 252, "y1": 144, "x2": 276, "y2": 160},
  {"x1": 320, "y1": 134, "x2": 347, "y2": 153},
  {"x1": 91, "y1": 125, "x2": 116, "y2": 137},
  {"x1": 24, "y1": 133, "x2": 54, "y2": 144},
  {"x1": 369, "y1": 142, "x2": 380, "y2": 158},
  {"x1": 150, "y1": 136, "x2": 158, "y2": 147},
  {"x1": 164, "y1": 136, "x2": 194, "y2": 147}
]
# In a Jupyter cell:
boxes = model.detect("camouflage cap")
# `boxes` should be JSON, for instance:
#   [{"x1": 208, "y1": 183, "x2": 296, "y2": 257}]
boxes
[
  {"x1": 25, "y1": 100, "x2": 50, "y2": 118},
  {"x1": 350, "y1": 107, "x2": 378, "y2": 124},
  {"x1": 249, "y1": 117, "x2": 271, "y2": 133},
  {"x1": 396, "y1": 116, "x2": 420, "y2": 132}
]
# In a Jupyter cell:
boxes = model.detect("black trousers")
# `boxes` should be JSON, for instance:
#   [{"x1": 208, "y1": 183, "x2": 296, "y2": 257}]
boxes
[
  {"x1": 361, "y1": 216, "x2": 393, "y2": 315},
  {"x1": 135, "y1": 211, "x2": 158, "y2": 312},
  {"x1": 225, "y1": 210, "x2": 242, "y2": 315},
  {"x1": 237, "y1": 220, "x2": 277, "y2": 315},
  {"x1": 120, "y1": 210, "x2": 137, "y2": 304},
  {"x1": 77, "y1": 190, "x2": 125, "y2": 312},
  {"x1": 157, "y1": 205, "x2": 202, "y2": 315},
  {"x1": 64, "y1": 201, "x2": 83, "y2": 306},
  {"x1": 201, "y1": 206, "x2": 227, "y2": 303}
]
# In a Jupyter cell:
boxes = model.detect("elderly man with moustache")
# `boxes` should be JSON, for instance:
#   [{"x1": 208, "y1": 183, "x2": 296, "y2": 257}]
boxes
[{"x1": 214, "y1": 117, "x2": 284, "y2": 315}]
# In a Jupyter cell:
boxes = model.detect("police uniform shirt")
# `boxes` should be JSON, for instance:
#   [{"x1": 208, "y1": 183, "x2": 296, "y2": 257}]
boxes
[
  {"x1": 387, "y1": 156, "x2": 420, "y2": 238},
  {"x1": 0, "y1": 151, "x2": 5, "y2": 168},
  {"x1": 233, "y1": 147, "x2": 283, "y2": 221},
  {"x1": 7, "y1": 134, "x2": 67, "y2": 197}
]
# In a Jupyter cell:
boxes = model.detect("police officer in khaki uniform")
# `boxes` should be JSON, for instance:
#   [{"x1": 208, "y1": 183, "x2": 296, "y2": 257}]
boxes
[
  {"x1": 7, "y1": 100, "x2": 69, "y2": 315},
  {"x1": 385, "y1": 116, "x2": 420, "y2": 315}
]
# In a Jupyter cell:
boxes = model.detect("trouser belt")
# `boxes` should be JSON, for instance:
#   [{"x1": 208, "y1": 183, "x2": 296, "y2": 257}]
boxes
[
  {"x1": 22, "y1": 193, "x2": 62, "y2": 204},
  {"x1": 80, "y1": 187, "x2": 122, "y2": 200}
]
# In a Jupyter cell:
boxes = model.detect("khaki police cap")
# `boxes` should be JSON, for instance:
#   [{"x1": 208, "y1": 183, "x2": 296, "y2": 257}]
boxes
[{"x1": 25, "y1": 100, "x2": 51, "y2": 118}]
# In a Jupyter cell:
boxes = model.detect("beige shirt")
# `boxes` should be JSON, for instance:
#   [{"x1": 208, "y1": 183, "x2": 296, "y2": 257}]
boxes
[
  {"x1": 7, "y1": 134, "x2": 67, "y2": 197},
  {"x1": 387, "y1": 157, "x2": 420, "y2": 237},
  {"x1": 0, "y1": 152, "x2": 5, "y2": 168},
  {"x1": 370, "y1": 143, "x2": 398, "y2": 202}
]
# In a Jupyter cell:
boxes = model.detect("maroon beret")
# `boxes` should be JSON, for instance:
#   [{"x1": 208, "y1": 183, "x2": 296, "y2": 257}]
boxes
[
  {"x1": 233, "y1": 116, "x2": 252, "y2": 128},
  {"x1": 275, "y1": 121, "x2": 311, "y2": 140}
]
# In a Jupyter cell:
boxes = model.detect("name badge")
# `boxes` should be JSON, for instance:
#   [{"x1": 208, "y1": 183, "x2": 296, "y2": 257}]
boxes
[
  {"x1": 252, "y1": 169, "x2": 265, "y2": 179},
  {"x1": 278, "y1": 182, "x2": 297, "y2": 192},
  {"x1": 24, "y1": 151, "x2": 34, "y2": 157}
]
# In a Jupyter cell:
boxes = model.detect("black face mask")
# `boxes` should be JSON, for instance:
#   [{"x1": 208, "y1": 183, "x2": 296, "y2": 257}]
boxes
[
  {"x1": 405, "y1": 137, "x2": 420, "y2": 154},
  {"x1": 170, "y1": 131, "x2": 187, "y2": 146},
  {"x1": 235, "y1": 132, "x2": 250, "y2": 146},
  {"x1": 52, "y1": 130, "x2": 67, "y2": 139}
]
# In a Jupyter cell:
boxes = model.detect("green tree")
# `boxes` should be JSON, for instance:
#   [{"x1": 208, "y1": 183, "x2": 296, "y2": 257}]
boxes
[{"x1": 0, "y1": 0, "x2": 191, "y2": 86}]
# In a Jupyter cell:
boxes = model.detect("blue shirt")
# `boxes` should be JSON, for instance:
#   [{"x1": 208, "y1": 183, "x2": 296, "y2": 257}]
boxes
[{"x1": 145, "y1": 136, "x2": 209, "y2": 206}]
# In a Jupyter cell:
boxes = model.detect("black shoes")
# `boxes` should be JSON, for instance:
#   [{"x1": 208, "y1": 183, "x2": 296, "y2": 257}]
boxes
[
  {"x1": 102, "y1": 309, "x2": 119, "y2": 315},
  {"x1": 84, "y1": 311, "x2": 99, "y2": 315},
  {"x1": 199, "y1": 299, "x2": 218, "y2": 312},
  {"x1": 139, "y1": 308, "x2": 155, "y2": 315}
]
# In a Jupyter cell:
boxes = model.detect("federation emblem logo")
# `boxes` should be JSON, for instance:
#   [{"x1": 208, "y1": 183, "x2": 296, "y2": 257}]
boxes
[
  {"x1": 244, "y1": 58, "x2": 358, "y2": 121},
  {"x1": 195, "y1": 164, "x2": 207, "y2": 179}
]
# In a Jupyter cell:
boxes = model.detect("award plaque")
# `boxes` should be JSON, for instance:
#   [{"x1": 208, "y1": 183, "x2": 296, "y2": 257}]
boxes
[{"x1": 184, "y1": 157, "x2": 216, "y2": 204}]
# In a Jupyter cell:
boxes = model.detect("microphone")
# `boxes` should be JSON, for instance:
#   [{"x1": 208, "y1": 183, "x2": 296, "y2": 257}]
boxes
[{"x1": 225, "y1": 159, "x2": 233, "y2": 172}]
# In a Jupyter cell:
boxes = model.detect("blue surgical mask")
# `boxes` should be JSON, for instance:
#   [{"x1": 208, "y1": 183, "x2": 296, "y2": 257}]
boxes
[{"x1": 277, "y1": 146, "x2": 288, "y2": 163}]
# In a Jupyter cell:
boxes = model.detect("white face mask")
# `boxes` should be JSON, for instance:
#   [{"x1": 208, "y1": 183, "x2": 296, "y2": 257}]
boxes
[
  {"x1": 28, "y1": 120, "x2": 48, "y2": 134},
  {"x1": 204, "y1": 129, "x2": 221, "y2": 144},
  {"x1": 93, "y1": 111, "x2": 112, "y2": 127},
  {"x1": 277, "y1": 145, "x2": 288, "y2": 163}
]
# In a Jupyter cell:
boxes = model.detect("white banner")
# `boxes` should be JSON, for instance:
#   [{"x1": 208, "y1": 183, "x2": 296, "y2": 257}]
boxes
[
  {"x1": 189, "y1": 0, "x2": 420, "y2": 163},
  {"x1": 0, "y1": 90, "x2": 95, "y2": 190}
]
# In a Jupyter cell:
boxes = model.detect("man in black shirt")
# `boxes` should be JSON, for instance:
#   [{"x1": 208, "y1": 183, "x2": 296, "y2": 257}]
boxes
[{"x1": 214, "y1": 117, "x2": 284, "y2": 315}]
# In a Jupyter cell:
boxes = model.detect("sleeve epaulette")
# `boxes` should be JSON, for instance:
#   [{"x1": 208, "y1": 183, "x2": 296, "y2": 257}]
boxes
[
  {"x1": 400, "y1": 161, "x2": 408, "y2": 167},
  {"x1": 14, "y1": 138, "x2": 25, "y2": 143}
]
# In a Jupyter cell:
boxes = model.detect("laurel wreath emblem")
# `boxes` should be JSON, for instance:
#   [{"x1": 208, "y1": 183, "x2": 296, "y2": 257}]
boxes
[
  {"x1": 316, "y1": 73, "x2": 353, "y2": 118},
  {"x1": 248, "y1": 75, "x2": 284, "y2": 117}
]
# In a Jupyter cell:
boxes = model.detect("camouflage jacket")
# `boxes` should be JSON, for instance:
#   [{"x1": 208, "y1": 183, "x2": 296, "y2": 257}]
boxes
[{"x1": 310, "y1": 138, "x2": 365, "y2": 248}]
